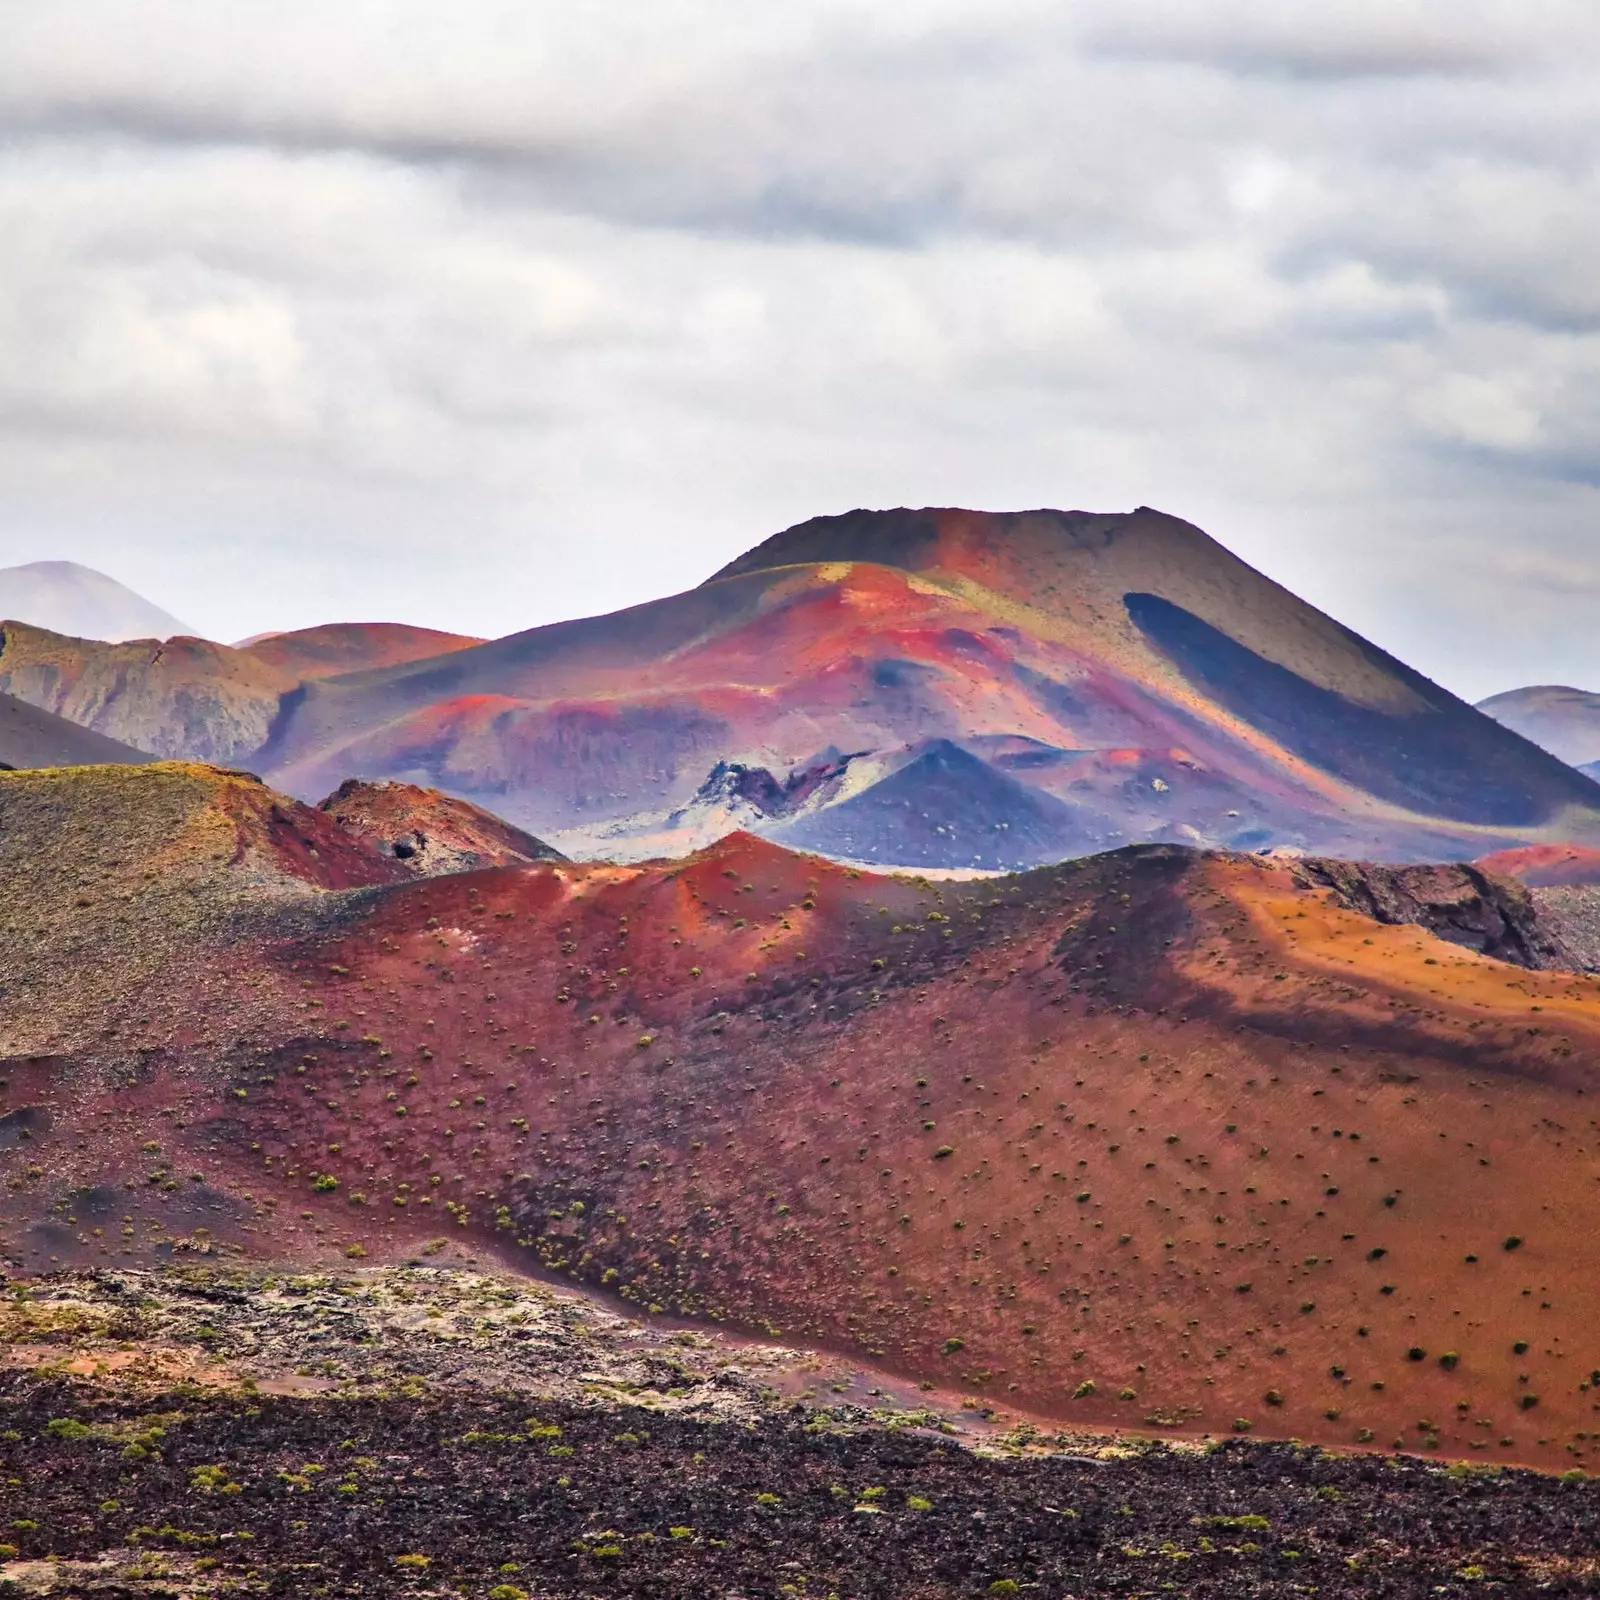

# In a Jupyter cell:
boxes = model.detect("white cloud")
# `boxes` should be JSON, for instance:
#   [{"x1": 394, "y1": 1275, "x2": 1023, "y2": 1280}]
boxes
[{"x1": 0, "y1": 1, "x2": 1595, "y2": 701}]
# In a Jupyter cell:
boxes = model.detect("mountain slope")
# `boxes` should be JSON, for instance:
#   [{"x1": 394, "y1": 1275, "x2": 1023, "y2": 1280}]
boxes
[
  {"x1": 0, "y1": 621, "x2": 290, "y2": 763},
  {"x1": 250, "y1": 506, "x2": 1600, "y2": 863},
  {"x1": 8, "y1": 510, "x2": 1599, "y2": 867},
  {"x1": 237, "y1": 622, "x2": 485, "y2": 682},
  {"x1": 5, "y1": 764, "x2": 1600, "y2": 1472},
  {"x1": 0, "y1": 691, "x2": 151, "y2": 770},
  {"x1": 317, "y1": 777, "x2": 566, "y2": 875},
  {"x1": 1478, "y1": 685, "x2": 1600, "y2": 769},
  {"x1": 0, "y1": 620, "x2": 493, "y2": 767},
  {"x1": 769, "y1": 738, "x2": 1096, "y2": 870},
  {"x1": 0, "y1": 559, "x2": 192, "y2": 641}
]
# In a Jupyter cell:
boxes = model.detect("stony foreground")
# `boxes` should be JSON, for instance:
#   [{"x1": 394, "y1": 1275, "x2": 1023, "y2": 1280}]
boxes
[{"x1": 0, "y1": 1268, "x2": 1597, "y2": 1598}]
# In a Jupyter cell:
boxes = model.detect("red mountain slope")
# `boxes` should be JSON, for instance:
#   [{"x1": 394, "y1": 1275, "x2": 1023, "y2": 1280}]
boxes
[
  {"x1": 247, "y1": 507, "x2": 1600, "y2": 863},
  {"x1": 237, "y1": 622, "x2": 484, "y2": 682},
  {"x1": 5, "y1": 765, "x2": 1600, "y2": 1472},
  {"x1": 1477, "y1": 844, "x2": 1600, "y2": 889},
  {"x1": 4, "y1": 511, "x2": 1596, "y2": 866},
  {"x1": 317, "y1": 777, "x2": 565, "y2": 875}
]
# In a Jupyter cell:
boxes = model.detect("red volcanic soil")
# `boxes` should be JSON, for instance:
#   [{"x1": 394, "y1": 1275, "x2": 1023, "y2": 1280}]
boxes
[
  {"x1": 236, "y1": 622, "x2": 485, "y2": 682},
  {"x1": 317, "y1": 777, "x2": 564, "y2": 874},
  {"x1": 7, "y1": 767, "x2": 1600, "y2": 1473},
  {"x1": 1478, "y1": 844, "x2": 1600, "y2": 888}
]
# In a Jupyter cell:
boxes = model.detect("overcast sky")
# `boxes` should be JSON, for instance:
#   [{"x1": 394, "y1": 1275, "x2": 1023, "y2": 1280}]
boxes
[{"x1": 2, "y1": 1, "x2": 1598, "y2": 698}]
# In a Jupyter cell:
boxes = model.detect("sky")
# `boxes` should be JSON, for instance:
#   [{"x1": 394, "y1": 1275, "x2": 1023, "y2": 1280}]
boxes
[{"x1": 2, "y1": 0, "x2": 1599, "y2": 701}]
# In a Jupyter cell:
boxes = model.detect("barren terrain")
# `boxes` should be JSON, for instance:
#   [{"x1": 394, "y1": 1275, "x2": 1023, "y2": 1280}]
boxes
[
  {"x1": 2, "y1": 1267, "x2": 1596, "y2": 1597},
  {"x1": 6, "y1": 765, "x2": 1600, "y2": 1476}
]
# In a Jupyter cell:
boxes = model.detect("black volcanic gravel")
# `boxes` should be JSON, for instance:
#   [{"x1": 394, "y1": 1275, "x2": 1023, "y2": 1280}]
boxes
[{"x1": 2, "y1": 1376, "x2": 1597, "y2": 1597}]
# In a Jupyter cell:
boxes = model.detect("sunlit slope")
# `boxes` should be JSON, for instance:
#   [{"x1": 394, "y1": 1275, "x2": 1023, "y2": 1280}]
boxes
[
  {"x1": 4, "y1": 769, "x2": 1600, "y2": 1470},
  {"x1": 717, "y1": 507, "x2": 1600, "y2": 833}
]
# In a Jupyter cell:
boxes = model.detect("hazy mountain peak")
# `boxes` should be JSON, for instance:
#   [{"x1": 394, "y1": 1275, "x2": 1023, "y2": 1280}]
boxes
[
  {"x1": 0, "y1": 558, "x2": 194, "y2": 642},
  {"x1": 1477, "y1": 683, "x2": 1600, "y2": 768}
]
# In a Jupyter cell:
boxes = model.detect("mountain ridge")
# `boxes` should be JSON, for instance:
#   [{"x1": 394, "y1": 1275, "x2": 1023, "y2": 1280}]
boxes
[{"x1": 3, "y1": 509, "x2": 1597, "y2": 869}]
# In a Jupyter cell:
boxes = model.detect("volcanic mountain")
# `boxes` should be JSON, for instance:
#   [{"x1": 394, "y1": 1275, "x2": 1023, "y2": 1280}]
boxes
[
  {"x1": 6, "y1": 761, "x2": 1600, "y2": 1474},
  {"x1": 1, "y1": 510, "x2": 1594, "y2": 869},
  {"x1": 0, "y1": 559, "x2": 193, "y2": 642},
  {"x1": 239, "y1": 507, "x2": 1600, "y2": 865}
]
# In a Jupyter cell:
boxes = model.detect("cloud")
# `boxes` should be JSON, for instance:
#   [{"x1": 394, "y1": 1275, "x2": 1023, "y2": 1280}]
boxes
[
  {"x1": 1082, "y1": 0, "x2": 1586, "y2": 80},
  {"x1": 0, "y1": 1, "x2": 1596, "y2": 702}
]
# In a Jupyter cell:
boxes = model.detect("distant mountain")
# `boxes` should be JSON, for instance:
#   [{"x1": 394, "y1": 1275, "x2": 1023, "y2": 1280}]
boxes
[
  {"x1": 0, "y1": 690, "x2": 151, "y2": 770},
  {"x1": 245, "y1": 506, "x2": 1600, "y2": 863},
  {"x1": 1477, "y1": 684, "x2": 1600, "y2": 769},
  {"x1": 0, "y1": 620, "x2": 486, "y2": 765},
  {"x1": 6, "y1": 509, "x2": 1600, "y2": 867},
  {"x1": 0, "y1": 559, "x2": 193, "y2": 641},
  {"x1": 237, "y1": 623, "x2": 484, "y2": 683}
]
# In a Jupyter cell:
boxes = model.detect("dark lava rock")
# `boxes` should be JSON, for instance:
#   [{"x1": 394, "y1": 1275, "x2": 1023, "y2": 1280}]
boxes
[{"x1": 1294, "y1": 858, "x2": 1575, "y2": 969}]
